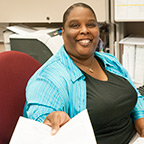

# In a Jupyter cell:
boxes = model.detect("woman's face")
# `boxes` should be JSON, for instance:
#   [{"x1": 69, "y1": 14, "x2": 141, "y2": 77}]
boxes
[{"x1": 62, "y1": 7, "x2": 99, "y2": 60}]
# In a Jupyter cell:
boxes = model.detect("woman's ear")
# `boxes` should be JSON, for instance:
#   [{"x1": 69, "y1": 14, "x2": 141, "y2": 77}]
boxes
[
  {"x1": 62, "y1": 27, "x2": 64, "y2": 33},
  {"x1": 62, "y1": 27, "x2": 65, "y2": 39},
  {"x1": 96, "y1": 38, "x2": 104, "y2": 52}
]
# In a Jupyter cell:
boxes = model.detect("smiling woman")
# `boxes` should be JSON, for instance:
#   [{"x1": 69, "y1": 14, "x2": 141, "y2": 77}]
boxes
[
  {"x1": 62, "y1": 6, "x2": 99, "y2": 61},
  {"x1": 23, "y1": 2, "x2": 144, "y2": 144}
]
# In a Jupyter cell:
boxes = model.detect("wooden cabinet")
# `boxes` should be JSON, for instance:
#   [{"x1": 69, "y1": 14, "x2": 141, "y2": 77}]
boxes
[{"x1": 0, "y1": 0, "x2": 108, "y2": 23}]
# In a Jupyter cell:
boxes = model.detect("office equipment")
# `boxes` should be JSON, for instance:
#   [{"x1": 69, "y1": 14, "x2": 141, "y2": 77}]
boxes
[
  {"x1": 4, "y1": 25, "x2": 64, "y2": 64},
  {"x1": 10, "y1": 109, "x2": 97, "y2": 144},
  {"x1": 121, "y1": 44, "x2": 135, "y2": 81},
  {"x1": 109, "y1": 0, "x2": 144, "y2": 63},
  {"x1": 134, "y1": 45, "x2": 144, "y2": 84},
  {"x1": 119, "y1": 36, "x2": 144, "y2": 85},
  {"x1": 0, "y1": 51, "x2": 41, "y2": 144},
  {"x1": 10, "y1": 36, "x2": 53, "y2": 65}
]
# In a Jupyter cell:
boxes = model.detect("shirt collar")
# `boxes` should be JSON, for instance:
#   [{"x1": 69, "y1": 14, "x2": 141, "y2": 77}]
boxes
[
  {"x1": 58, "y1": 45, "x2": 84, "y2": 83},
  {"x1": 94, "y1": 51, "x2": 115, "y2": 68},
  {"x1": 58, "y1": 45, "x2": 115, "y2": 82}
]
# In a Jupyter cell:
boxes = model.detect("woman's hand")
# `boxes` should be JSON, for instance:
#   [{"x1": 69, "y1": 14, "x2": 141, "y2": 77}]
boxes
[
  {"x1": 43, "y1": 111, "x2": 71, "y2": 135},
  {"x1": 135, "y1": 118, "x2": 144, "y2": 137}
]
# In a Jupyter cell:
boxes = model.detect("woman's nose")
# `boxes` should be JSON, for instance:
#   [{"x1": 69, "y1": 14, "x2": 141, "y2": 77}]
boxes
[{"x1": 80, "y1": 26, "x2": 89, "y2": 34}]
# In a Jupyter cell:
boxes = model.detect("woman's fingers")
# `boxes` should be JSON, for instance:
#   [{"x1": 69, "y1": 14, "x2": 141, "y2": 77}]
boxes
[
  {"x1": 43, "y1": 111, "x2": 71, "y2": 135},
  {"x1": 141, "y1": 128, "x2": 144, "y2": 137},
  {"x1": 134, "y1": 118, "x2": 144, "y2": 137}
]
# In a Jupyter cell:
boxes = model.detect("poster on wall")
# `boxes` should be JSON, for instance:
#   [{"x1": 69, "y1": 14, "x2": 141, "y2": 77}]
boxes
[{"x1": 115, "y1": 0, "x2": 144, "y2": 22}]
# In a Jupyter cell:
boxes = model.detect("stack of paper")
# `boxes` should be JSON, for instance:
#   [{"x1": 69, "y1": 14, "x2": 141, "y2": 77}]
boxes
[
  {"x1": 122, "y1": 44, "x2": 135, "y2": 81},
  {"x1": 9, "y1": 109, "x2": 97, "y2": 144},
  {"x1": 133, "y1": 137, "x2": 144, "y2": 144},
  {"x1": 119, "y1": 36, "x2": 144, "y2": 85},
  {"x1": 134, "y1": 45, "x2": 144, "y2": 84}
]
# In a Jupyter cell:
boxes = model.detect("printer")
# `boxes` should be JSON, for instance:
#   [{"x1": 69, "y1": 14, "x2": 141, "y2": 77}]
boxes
[{"x1": 4, "y1": 25, "x2": 64, "y2": 64}]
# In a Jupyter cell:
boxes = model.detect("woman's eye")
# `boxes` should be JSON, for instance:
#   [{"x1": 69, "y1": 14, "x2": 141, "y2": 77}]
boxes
[
  {"x1": 87, "y1": 23, "x2": 97, "y2": 27},
  {"x1": 70, "y1": 24, "x2": 80, "y2": 28}
]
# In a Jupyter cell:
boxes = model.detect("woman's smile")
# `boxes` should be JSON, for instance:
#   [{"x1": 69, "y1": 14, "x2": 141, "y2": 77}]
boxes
[{"x1": 77, "y1": 38, "x2": 92, "y2": 47}]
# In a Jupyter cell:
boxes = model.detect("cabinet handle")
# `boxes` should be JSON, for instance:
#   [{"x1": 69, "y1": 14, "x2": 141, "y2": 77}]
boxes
[{"x1": 46, "y1": 17, "x2": 50, "y2": 20}]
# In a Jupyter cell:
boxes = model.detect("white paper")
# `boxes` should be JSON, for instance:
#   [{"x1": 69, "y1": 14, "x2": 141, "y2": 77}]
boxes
[
  {"x1": 9, "y1": 109, "x2": 97, "y2": 144},
  {"x1": 122, "y1": 44, "x2": 135, "y2": 81},
  {"x1": 133, "y1": 137, "x2": 144, "y2": 144},
  {"x1": 134, "y1": 45, "x2": 144, "y2": 84}
]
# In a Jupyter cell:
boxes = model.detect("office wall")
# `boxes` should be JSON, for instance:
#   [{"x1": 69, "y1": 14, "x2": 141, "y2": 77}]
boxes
[
  {"x1": 0, "y1": 0, "x2": 107, "y2": 23},
  {"x1": 0, "y1": 23, "x2": 8, "y2": 41}
]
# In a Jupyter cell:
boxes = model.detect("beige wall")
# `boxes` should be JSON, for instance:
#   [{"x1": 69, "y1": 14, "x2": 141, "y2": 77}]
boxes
[
  {"x1": 0, "y1": 23, "x2": 9, "y2": 41},
  {"x1": 0, "y1": 0, "x2": 107, "y2": 23}
]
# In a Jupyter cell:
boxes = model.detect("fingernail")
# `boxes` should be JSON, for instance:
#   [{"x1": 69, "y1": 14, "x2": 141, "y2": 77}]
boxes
[
  {"x1": 51, "y1": 129, "x2": 56, "y2": 135},
  {"x1": 46, "y1": 121, "x2": 51, "y2": 125}
]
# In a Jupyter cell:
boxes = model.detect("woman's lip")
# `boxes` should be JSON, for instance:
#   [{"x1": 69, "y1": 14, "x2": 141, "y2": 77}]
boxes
[
  {"x1": 76, "y1": 38, "x2": 92, "y2": 42},
  {"x1": 77, "y1": 38, "x2": 92, "y2": 41},
  {"x1": 78, "y1": 39, "x2": 91, "y2": 46}
]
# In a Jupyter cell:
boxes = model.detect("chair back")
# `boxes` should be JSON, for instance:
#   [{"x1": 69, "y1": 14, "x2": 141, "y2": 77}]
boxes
[{"x1": 0, "y1": 51, "x2": 42, "y2": 144}]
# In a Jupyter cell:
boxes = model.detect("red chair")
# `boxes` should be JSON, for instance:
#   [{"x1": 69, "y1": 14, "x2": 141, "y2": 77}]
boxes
[{"x1": 0, "y1": 51, "x2": 42, "y2": 144}]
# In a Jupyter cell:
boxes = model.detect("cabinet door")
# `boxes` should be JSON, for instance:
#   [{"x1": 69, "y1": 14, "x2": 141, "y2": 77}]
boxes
[{"x1": 0, "y1": 0, "x2": 107, "y2": 23}]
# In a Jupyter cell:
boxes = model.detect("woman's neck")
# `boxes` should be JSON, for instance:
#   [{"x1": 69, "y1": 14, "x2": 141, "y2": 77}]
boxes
[{"x1": 71, "y1": 56, "x2": 95, "y2": 73}]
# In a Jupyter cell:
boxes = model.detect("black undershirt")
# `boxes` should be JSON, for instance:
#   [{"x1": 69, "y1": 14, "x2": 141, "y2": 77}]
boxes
[{"x1": 82, "y1": 57, "x2": 137, "y2": 144}]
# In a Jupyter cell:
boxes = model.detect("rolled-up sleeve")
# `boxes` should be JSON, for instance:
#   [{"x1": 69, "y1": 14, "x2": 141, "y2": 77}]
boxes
[
  {"x1": 113, "y1": 56, "x2": 144, "y2": 122},
  {"x1": 23, "y1": 76, "x2": 64, "y2": 123},
  {"x1": 131, "y1": 94, "x2": 144, "y2": 122},
  {"x1": 126, "y1": 71, "x2": 144, "y2": 122}
]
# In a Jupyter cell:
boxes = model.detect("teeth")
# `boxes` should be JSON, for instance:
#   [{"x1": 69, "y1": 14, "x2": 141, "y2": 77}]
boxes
[{"x1": 79, "y1": 40, "x2": 90, "y2": 44}]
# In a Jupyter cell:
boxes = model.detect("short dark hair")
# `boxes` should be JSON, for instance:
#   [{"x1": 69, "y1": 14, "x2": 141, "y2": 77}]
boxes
[{"x1": 63, "y1": 3, "x2": 97, "y2": 28}]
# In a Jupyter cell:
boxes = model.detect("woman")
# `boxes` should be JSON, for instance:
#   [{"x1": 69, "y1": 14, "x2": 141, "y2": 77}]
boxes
[{"x1": 23, "y1": 3, "x2": 144, "y2": 143}]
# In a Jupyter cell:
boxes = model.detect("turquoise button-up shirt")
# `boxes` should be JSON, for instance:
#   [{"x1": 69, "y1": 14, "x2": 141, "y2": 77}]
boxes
[{"x1": 23, "y1": 45, "x2": 144, "y2": 122}]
